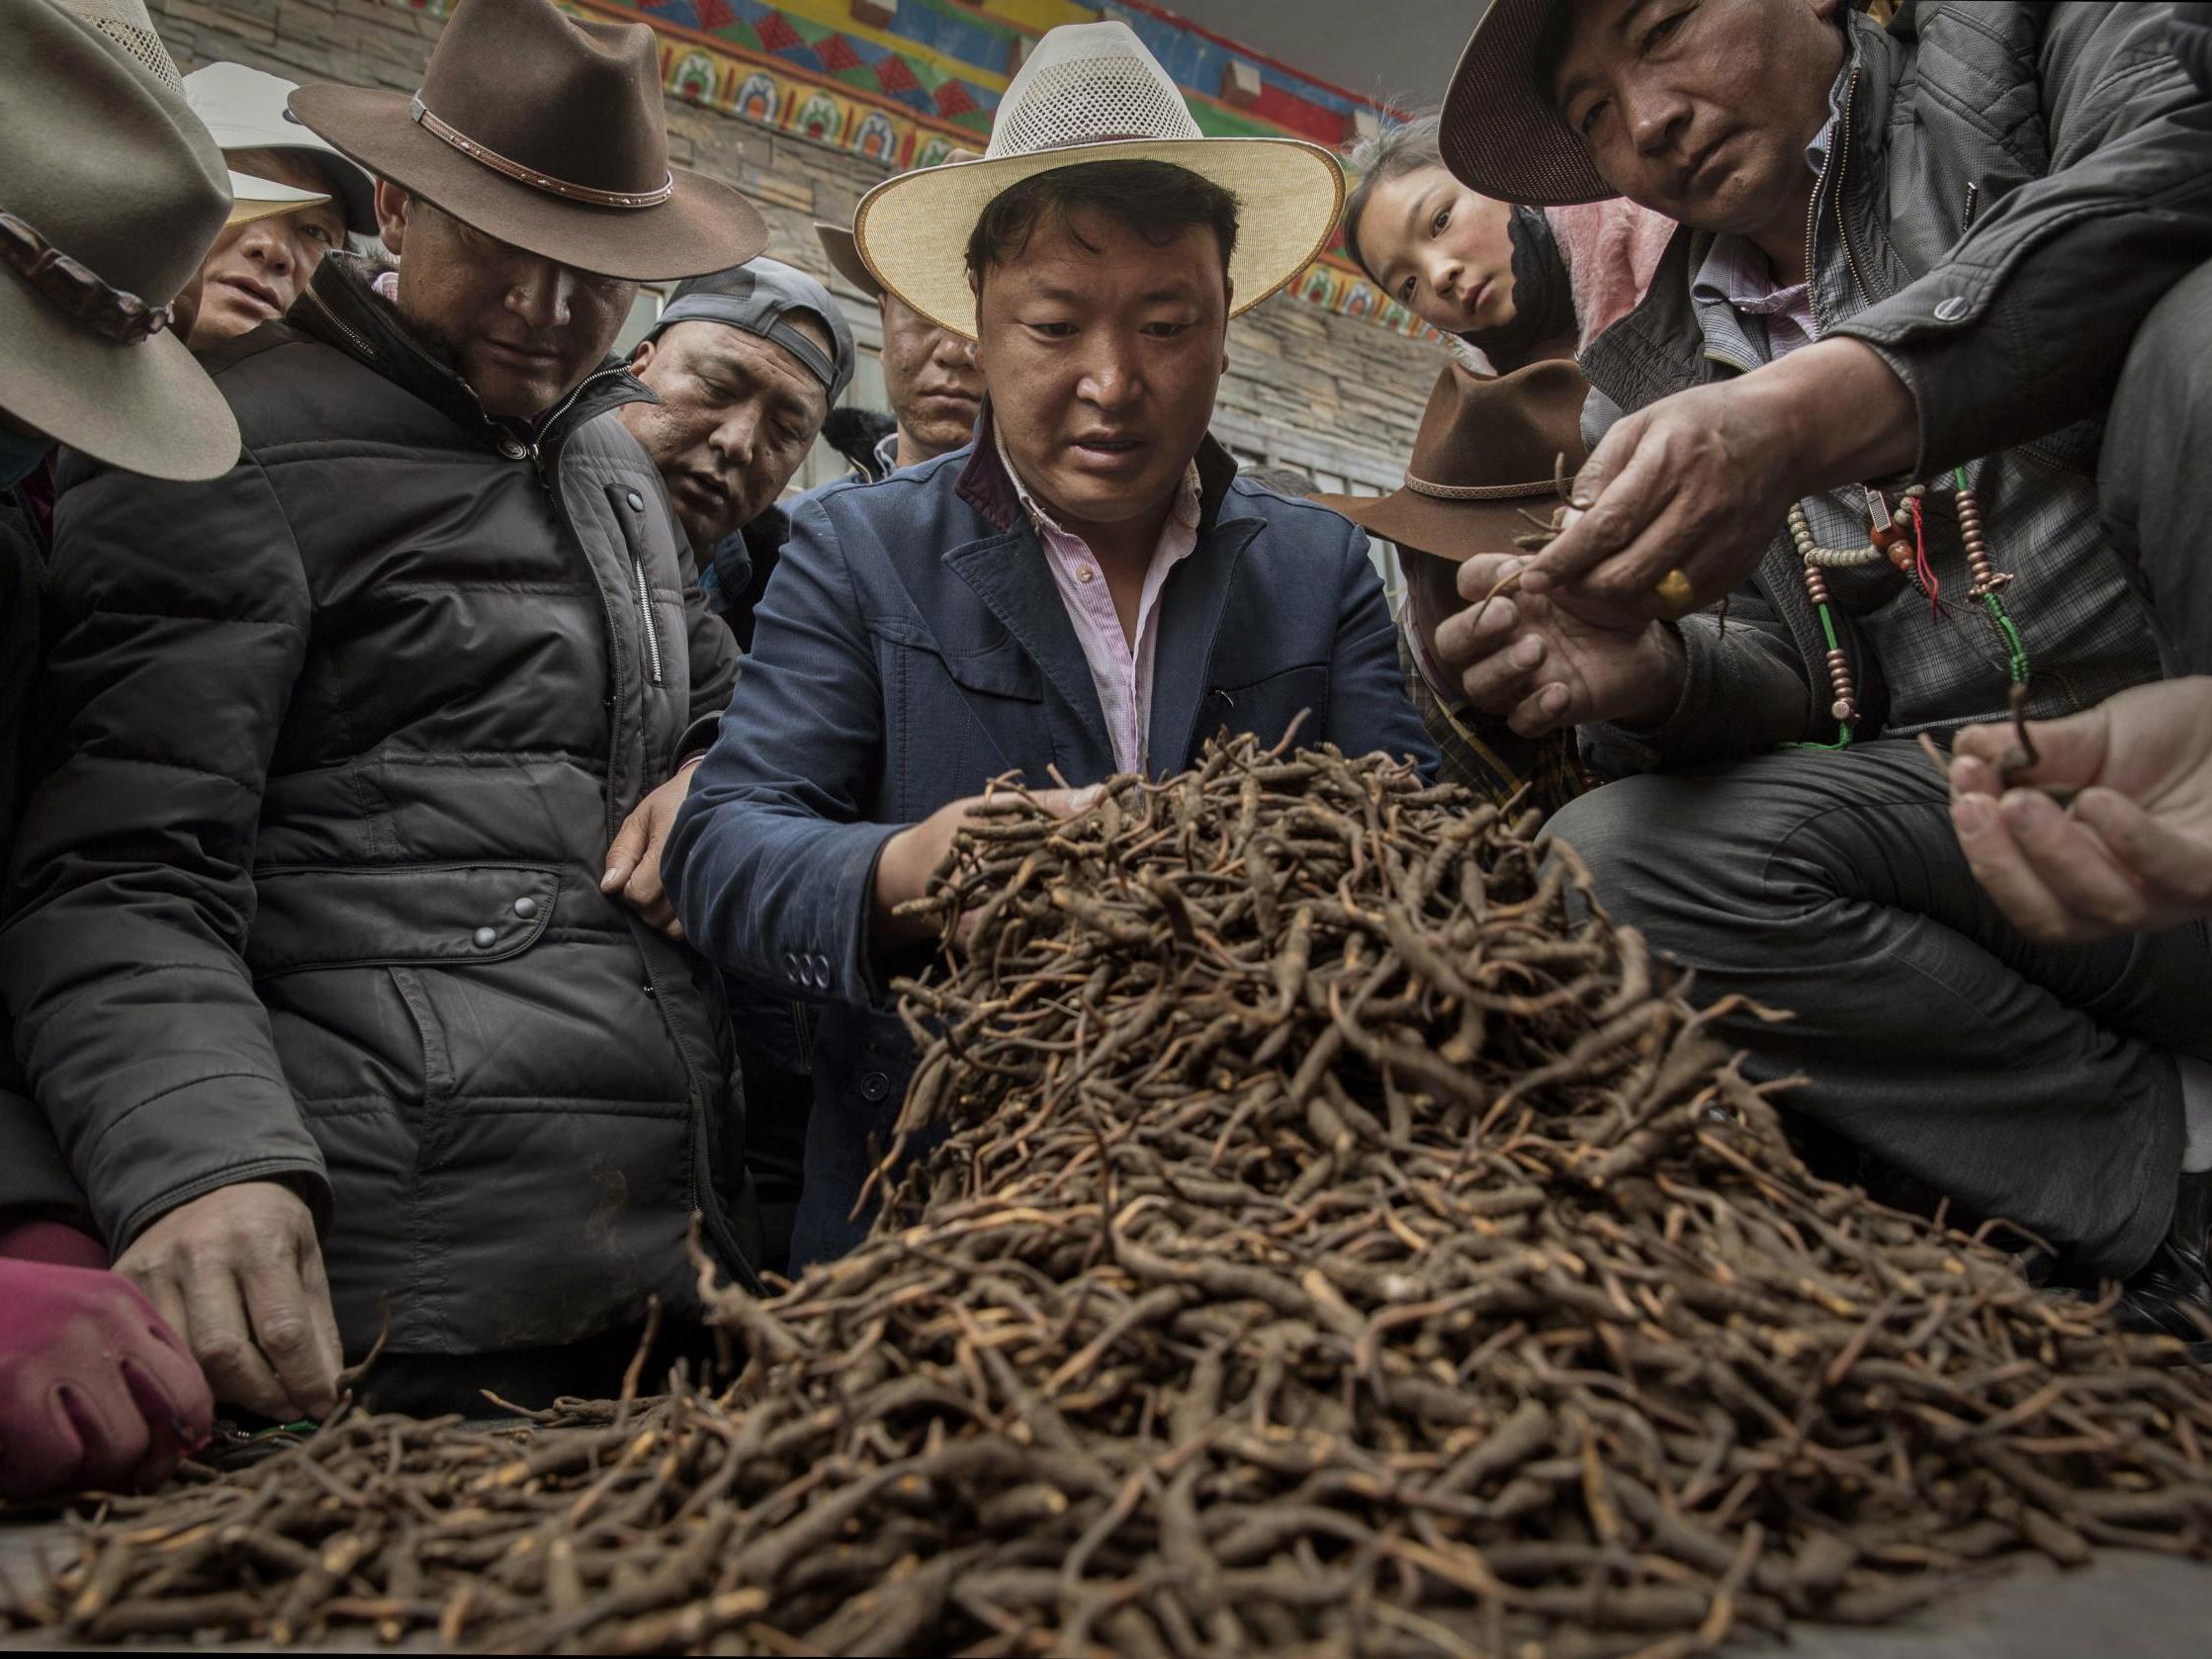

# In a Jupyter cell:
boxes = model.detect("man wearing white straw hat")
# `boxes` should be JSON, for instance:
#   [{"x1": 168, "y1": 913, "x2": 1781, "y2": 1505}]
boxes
[{"x1": 665, "y1": 21, "x2": 1438, "y2": 1268}]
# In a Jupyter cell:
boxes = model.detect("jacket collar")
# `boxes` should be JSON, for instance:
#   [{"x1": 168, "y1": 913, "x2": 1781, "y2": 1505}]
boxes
[
  {"x1": 939, "y1": 398, "x2": 1261, "y2": 778},
  {"x1": 953, "y1": 398, "x2": 1250, "y2": 537},
  {"x1": 290, "y1": 253, "x2": 651, "y2": 457}
]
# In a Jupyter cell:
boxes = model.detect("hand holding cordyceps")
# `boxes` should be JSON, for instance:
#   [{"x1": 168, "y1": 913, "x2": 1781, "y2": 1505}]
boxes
[
  {"x1": 1513, "y1": 337, "x2": 1919, "y2": 620},
  {"x1": 1945, "y1": 677, "x2": 2212, "y2": 943},
  {"x1": 873, "y1": 785, "x2": 1103, "y2": 953},
  {"x1": 112, "y1": 1179, "x2": 342, "y2": 1424},
  {"x1": 1433, "y1": 551, "x2": 1687, "y2": 738},
  {"x1": 0, "y1": 1252, "x2": 215, "y2": 1498}
]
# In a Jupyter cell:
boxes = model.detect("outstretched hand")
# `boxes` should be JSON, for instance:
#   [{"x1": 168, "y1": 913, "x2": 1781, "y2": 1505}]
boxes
[
  {"x1": 0, "y1": 1258, "x2": 215, "y2": 1498},
  {"x1": 1516, "y1": 337, "x2": 1919, "y2": 617},
  {"x1": 1944, "y1": 678, "x2": 2212, "y2": 943}
]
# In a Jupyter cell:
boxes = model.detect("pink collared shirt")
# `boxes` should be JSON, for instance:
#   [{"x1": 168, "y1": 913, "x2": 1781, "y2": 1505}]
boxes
[{"x1": 995, "y1": 429, "x2": 1201, "y2": 775}]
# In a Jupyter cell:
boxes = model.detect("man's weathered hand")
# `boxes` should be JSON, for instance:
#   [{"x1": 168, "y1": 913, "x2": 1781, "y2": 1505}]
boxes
[
  {"x1": 1945, "y1": 678, "x2": 2212, "y2": 943},
  {"x1": 1519, "y1": 337, "x2": 1919, "y2": 616},
  {"x1": 1432, "y1": 554, "x2": 1686, "y2": 738},
  {"x1": 114, "y1": 1180, "x2": 341, "y2": 1422},
  {"x1": 873, "y1": 784, "x2": 1102, "y2": 952},
  {"x1": 602, "y1": 758, "x2": 702, "y2": 939}
]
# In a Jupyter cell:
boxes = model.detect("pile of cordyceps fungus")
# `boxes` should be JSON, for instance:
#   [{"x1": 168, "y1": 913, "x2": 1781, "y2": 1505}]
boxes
[{"x1": 13, "y1": 736, "x2": 2212, "y2": 1656}]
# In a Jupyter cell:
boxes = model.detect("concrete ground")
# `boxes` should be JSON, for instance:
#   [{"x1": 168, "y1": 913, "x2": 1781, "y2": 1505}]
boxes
[{"x1": 4, "y1": 1519, "x2": 2208, "y2": 1655}]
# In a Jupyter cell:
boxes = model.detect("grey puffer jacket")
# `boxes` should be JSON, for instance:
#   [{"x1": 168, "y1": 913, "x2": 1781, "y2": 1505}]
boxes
[
  {"x1": 1577, "y1": 1, "x2": 2212, "y2": 770},
  {"x1": 2, "y1": 254, "x2": 759, "y2": 1356}
]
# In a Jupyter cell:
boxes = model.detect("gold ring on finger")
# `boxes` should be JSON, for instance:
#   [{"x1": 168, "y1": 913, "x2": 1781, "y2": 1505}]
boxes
[{"x1": 1653, "y1": 568, "x2": 1695, "y2": 618}]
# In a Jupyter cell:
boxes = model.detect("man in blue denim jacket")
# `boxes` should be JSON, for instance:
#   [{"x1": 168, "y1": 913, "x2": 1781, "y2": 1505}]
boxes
[{"x1": 665, "y1": 23, "x2": 1437, "y2": 1267}]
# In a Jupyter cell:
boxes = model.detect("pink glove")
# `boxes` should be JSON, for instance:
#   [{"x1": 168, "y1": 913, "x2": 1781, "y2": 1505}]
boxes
[{"x1": 0, "y1": 1253, "x2": 215, "y2": 1498}]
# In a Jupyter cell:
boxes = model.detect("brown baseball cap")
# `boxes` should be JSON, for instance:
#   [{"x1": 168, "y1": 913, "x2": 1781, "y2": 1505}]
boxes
[
  {"x1": 289, "y1": 0, "x2": 767, "y2": 282},
  {"x1": 0, "y1": 0, "x2": 239, "y2": 480}
]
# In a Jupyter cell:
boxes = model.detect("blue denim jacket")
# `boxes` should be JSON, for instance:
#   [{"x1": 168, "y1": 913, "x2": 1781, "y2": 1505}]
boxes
[{"x1": 665, "y1": 419, "x2": 1437, "y2": 1266}]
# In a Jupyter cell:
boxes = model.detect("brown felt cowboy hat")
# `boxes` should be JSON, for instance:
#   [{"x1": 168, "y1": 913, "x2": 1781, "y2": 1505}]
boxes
[
  {"x1": 289, "y1": 0, "x2": 766, "y2": 282},
  {"x1": 1440, "y1": 0, "x2": 1614, "y2": 207},
  {"x1": 816, "y1": 148, "x2": 982, "y2": 303},
  {"x1": 1313, "y1": 358, "x2": 1588, "y2": 563},
  {"x1": 0, "y1": 0, "x2": 238, "y2": 481}
]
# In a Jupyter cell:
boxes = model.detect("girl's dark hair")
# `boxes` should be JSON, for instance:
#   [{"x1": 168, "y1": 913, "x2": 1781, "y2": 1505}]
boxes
[
  {"x1": 965, "y1": 160, "x2": 1239, "y2": 295},
  {"x1": 1341, "y1": 112, "x2": 1445, "y2": 288}
]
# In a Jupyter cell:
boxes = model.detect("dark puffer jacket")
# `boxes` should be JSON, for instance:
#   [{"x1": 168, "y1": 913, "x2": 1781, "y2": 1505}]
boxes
[{"x1": 2, "y1": 254, "x2": 759, "y2": 1359}]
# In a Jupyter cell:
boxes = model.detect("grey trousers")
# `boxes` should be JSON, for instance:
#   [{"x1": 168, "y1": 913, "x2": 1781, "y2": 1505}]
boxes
[
  {"x1": 1548, "y1": 742, "x2": 2212, "y2": 1278},
  {"x1": 2102, "y1": 257, "x2": 2212, "y2": 676}
]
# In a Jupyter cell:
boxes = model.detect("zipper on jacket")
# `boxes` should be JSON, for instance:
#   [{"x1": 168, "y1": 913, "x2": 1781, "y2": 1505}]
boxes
[
  {"x1": 1962, "y1": 180, "x2": 1982, "y2": 233},
  {"x1": 301, "y1": 283, "x2": 380, "y2": 364},
  {"x1": 630, "y1": 553, "x2": 665, "y2": 685},
  {"x1": 1822, "y1": 58, "x2": 1875, "y2": 311},
  {"x1": 1810, "y1": 54, "x2": 1876, "y2": 327}
]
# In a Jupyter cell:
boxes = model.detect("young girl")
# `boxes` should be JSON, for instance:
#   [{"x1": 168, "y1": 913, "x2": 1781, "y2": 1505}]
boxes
[
  {"x1": 1325, "y1": 115, "x2": 1668, "y2": 812},
  {"x1": 1342, "y1": 113, "x2": 1670, "y2": 365}
]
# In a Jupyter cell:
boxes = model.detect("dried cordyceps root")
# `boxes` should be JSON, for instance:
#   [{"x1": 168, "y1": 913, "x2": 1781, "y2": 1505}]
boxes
[{"x1": 9, "y1": 735, "x2": 2212, "y2": 1656}]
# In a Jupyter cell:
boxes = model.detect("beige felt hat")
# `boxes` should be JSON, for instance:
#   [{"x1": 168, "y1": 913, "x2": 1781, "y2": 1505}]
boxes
[
  {"x1": 1, "y1": 0, "x2": 239, "y2": 480},
  {"x1": 852, "y1": 22, "x2": 1343, "y2": 339},
  {"x1": 816, "y1": 147, "x2": 981, "y2": 304}
]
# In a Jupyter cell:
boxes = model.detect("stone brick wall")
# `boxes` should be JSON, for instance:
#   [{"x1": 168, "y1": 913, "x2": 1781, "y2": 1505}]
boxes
[{"x1": 149, "y1": 0, "x2": 1445, "y2": 494}]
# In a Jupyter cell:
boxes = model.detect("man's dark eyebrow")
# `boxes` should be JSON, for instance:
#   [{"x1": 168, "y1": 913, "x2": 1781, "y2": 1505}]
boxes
[{"x1": 1557, "y1": 0, "x2": 1659, "y2": 110}]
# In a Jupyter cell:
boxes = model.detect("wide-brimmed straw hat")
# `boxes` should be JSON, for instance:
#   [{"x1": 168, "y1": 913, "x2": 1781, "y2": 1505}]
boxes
[
  {"x1": 187, "y1": 61, "x2": 379, "y2": 235},
  {"x1": 817, "y1": 148, "x2": 980, "y2": 305},
  {"x1": 852, "y1": 22, "x2": 1343, "y2": 339},
  {"x1": 1, "y1": 0, "x2": 239, "y2": 481},
  {"x1": 289, "y1": 0, "x2": 766, "y2": 281},
  {"x1": 1440, "y1": 0, "x2": 1615, "y2": 207},
  {"x1": 1312, "y1": 358, "x2": 1588, "y2": 563}
]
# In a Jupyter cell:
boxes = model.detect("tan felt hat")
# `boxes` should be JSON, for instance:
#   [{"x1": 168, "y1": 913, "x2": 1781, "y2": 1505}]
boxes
[
  {"x1": 0, "y1": 0, "x2": 239, "y2": 480},
  {"x1": 52, "y1": 1, "x2": 330, "y2": 235},
  {"x1": 852, "y1": 22, "x2": 1343, "y2": 340},
  {"x1": 817, "y1": 148, "x2": 979, "y2": 305},
  {"x1": 1440, "y1": 0, "x2": 1615, "y2": 207},
  {"x1": 289, "y1": 0, "x2": 767, "y2": 282}
]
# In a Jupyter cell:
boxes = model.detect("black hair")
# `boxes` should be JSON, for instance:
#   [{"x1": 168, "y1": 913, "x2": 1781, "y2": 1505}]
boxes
[
  {"x1": 1340, "y1": 112, "x2": 1445, "y2": 289},
  {"x1": 964, "y1": 160, "x2": 1239, "y2": 296}
]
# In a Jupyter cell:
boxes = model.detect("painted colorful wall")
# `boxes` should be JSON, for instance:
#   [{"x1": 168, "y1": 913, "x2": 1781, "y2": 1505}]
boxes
[{"x1": 400, "y1": 0, "x2": 1441, "y2": 344}]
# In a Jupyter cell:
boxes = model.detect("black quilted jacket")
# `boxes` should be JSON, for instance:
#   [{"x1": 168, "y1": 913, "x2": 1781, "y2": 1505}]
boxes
[{"x1": 2, "y1": 254, "x2": 759, "y2": 1358}]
